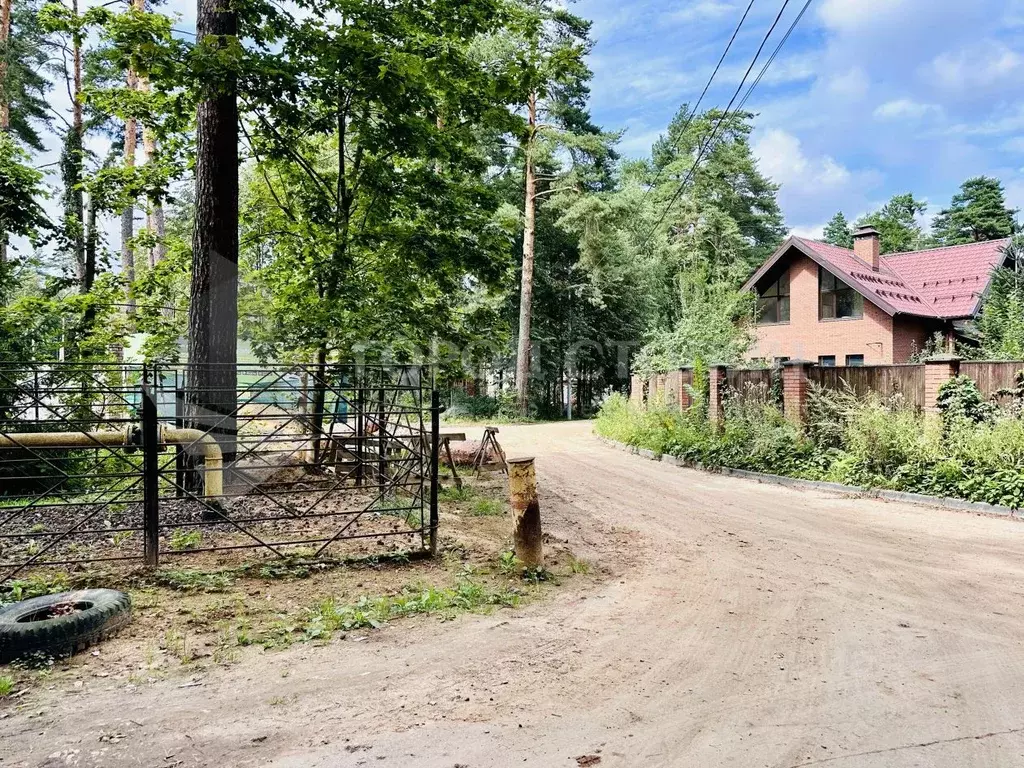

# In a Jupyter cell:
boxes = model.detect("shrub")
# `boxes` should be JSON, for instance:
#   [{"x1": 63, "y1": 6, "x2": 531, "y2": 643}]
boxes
[{"x1": 596, "y1": 378, "x2": 1024, "y2": 510}]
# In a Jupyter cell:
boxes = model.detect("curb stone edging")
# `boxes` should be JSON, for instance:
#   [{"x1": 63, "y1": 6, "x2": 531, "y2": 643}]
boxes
[{"x1": 594, "y1": 434, "x2": 1022, "y2": 521}]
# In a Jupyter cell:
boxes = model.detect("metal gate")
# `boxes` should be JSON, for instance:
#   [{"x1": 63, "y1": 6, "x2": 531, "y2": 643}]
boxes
[{"x1": 0, "y1": 361, "x2": 439, "y2": 583}]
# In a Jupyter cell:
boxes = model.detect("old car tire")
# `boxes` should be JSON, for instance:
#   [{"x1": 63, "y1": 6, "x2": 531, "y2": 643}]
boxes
[{"x1": 0, "y1": 589, "x2": 132, "y2": 663}]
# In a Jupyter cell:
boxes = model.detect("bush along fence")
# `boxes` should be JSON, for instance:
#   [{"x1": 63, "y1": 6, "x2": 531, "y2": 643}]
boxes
[{"x1": 605, "y1": 356, "x2": 1024, "y2": 511}]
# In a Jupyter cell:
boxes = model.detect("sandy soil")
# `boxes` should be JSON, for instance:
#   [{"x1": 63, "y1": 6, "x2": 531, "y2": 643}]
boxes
[{"x1": 6, "y1": 420, "x2": 1024, "y2": 767}]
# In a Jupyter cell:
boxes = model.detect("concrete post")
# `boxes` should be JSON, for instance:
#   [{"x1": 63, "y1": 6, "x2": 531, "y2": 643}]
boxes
[
  {"x1": 708, "y1": 365, "x2": 728, "y2": 426},
  {"x1": 508, "y1": 456, "x2": 542, "y2": 569},
  {"x1": 782, "y1": 360, "x2": 813, "y2": 425},
  {"x1": 924, "y1": 355, "x2": 961, "y2": 415}
]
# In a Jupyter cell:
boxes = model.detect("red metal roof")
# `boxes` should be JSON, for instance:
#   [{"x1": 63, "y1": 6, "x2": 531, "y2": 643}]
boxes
[{"x1": 745, "y1": 236, "x2": 1011, "y2": 319}]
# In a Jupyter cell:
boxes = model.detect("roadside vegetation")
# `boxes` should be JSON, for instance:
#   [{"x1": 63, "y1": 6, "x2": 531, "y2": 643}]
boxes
[
  {"x1": 597, "y1": 374, "x2": 1024, "y2": 509},
  {"x1": 0, "y1": 469, "x2": 595, "y2": 700}
]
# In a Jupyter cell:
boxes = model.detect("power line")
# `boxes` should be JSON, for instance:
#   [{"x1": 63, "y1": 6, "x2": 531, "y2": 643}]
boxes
[
  {"x1": 640, "y1": 0, "x2": 758, "y2": 205},
  {"x1": 637, "y1": 0, "x2": 813, "y2": 253},
  {"x1": 737, "y1": 0, "x2": 814, "y2": 113}
]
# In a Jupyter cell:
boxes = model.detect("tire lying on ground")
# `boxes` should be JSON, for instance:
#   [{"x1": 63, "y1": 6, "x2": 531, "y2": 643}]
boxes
[{"x1": 0, "y1": 589, "x2": 132, "y2": 663}]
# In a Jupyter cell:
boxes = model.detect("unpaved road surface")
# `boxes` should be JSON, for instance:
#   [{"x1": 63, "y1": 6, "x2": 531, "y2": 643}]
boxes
[{"x1": 6, "y1": 421, "x2": 1024, "y2": 767}]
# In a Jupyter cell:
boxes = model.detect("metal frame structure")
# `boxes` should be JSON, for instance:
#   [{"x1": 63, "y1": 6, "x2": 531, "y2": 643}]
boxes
[{"x1": 0, "y1": 361, "x2": 440, "y2": 583}]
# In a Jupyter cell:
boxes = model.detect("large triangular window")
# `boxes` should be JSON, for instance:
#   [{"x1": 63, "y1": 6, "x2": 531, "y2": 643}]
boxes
[
  {"x1": 757, "y1": 271, "x2": 790, "y2": 324},
  {"x1": 819, "y1": 268, "x2": 863, "y2": 320}
]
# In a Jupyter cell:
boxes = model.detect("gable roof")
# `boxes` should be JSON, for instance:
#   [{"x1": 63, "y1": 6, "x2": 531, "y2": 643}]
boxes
[{"x1": 742, "y1": 236, "x2": 1011, "y2": 319}]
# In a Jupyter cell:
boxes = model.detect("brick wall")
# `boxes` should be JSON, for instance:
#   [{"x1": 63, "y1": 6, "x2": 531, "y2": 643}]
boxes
[
  {"x1": 708, "y1": 365, "x2": 727, "y2": 424},
  {"x1": 924, "y1": 357, "x2": 960, "y2": 414},
  {"x1": 750, "y1": 254, "x2": 904, "y2": 364},
  {"x1": 782, "y1": 362, "x2": 811, "y2": 423}
]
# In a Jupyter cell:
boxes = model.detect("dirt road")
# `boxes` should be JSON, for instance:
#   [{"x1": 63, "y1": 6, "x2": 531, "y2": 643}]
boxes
[{"x1": 7, "y1": 421, "x2": 1024, "y2": 767}]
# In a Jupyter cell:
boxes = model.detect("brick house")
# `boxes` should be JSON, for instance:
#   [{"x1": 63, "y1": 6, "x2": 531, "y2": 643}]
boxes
[{"x1": 741, "y1": 227, "x2": 1011, "y2": 365}]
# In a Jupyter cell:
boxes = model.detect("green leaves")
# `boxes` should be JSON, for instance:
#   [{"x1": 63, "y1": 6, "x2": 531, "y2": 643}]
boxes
[{"x1": 0, "y1": 135, "x2": 50, "y2": 246}]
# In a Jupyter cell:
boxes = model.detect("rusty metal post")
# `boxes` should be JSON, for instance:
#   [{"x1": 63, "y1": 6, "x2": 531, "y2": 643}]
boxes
[{"x1": 508, "y1": 456, "x2": 542, "y2": 569}]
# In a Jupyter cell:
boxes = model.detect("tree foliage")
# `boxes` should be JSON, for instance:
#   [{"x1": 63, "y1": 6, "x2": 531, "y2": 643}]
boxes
[
  {"x1": 822, "y1": 211, "x2": 853, "y2": 248},
  {"x1": 856, "y1": 193, "x2": 927, "y2": 254},
  {"x1": 932, "y1": 176, "x2": 1017, "y2": 246}
]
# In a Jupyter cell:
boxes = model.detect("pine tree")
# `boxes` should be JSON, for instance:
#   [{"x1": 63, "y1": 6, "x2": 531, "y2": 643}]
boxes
[
  {"x1": 822, "y1": 211, "x2": 853, "y2": 248},
  {"x1": 857, "y1": 193, "x2": 927, "y2": 254},
  {"x1": 932, "y1": 176, "x2": 1016, "y2": 245}
]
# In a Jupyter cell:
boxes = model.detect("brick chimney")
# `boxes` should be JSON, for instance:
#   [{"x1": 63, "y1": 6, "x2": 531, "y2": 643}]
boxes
[{"x1": 854, "y1": 226, "x2": 881, "y2": 272}]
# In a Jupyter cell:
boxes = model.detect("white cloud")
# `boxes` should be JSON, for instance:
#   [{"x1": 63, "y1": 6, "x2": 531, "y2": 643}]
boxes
[
  {"x1": 873, "y1": 99, "x2": 943, "y2": 121},
  {"x1": 930, "y1": 42, "x2": 1024, "y2": 92},
  {"x1": 822, "y1": 68, "x2": 869, "y2": 100},
  {"x1": 818, "y1": 0, "x2": 912, "y2": 32},
  {"x1": 617, "y1": 126, "x2": 664, "y2": 158},
  {"x1": 789, "y1": 223, "x2": 826, "y2": 239},
  {"x1": 753, "y1": 129, "x2": 853, "y2": 191},
  {"x1": 662, "y1": 1, "x2": 739, "y2": 24}
]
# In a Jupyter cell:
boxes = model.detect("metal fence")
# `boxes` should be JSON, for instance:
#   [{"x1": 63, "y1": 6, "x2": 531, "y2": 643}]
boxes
[{"x1": 0, "y1": 362, "x2": 439, "y2": 584}]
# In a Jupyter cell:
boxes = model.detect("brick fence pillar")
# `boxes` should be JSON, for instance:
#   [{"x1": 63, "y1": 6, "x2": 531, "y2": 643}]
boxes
[
  {"x1": 679, "y1": 368, "x2": 693, "y2": 411},
  {"x1": 782, "y1": 360, "x2": 813, "y2": 425},
  {"x1": 708, "y1": 365, "x2": 728, "y2": 425},
  {"x1": 924, "y1": 355, "x2": 961, "y2": 414},
  {"x1": 630, "y1": 374, "x2": 643, "y2": 407},
  {"x1": 664, "y1": 370, "x2": 681, "y2": 409}
]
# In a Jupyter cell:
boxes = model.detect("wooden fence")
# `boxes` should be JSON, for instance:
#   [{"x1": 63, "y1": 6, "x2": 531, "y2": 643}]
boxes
[
  {"x1": 960, "y1": 362, "x2": 1023, "y2": 399},
  {"x1": 633, "y1": 359, "x2": 1024, "y2": 414},
  {"x1": 807, "y1": 364, "x2": 926, "y2": 410},
  {"x1": 726, "y1": 368, "x2": 772, "y2": 393}
]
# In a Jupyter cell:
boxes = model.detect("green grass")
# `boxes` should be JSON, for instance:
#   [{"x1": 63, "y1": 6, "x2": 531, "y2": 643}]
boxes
[
  {"x1": 569, "y1": 556, "x2": 592, "y2": 575},
  {"x1": 251, "y1": 580, "x2": 524, "y2": 648},
  {"x1": 439, "y1": 484, "x2": 476, "y2": 502},
  {"x1": 154, "y1": 569, "x2": 236, "y2": 593},
  {"x1": 0, "y1": 573, "x2": 70, "y2": 605},
  {"x1": 169, "y1": 529, "x2": 202, "y2": 551},
  {"x1": 470, "y1": 498, "x2": 505, "y2": 517},
  {"x1": 0, "y1": 676, "x2": 14, "y2": 697}
]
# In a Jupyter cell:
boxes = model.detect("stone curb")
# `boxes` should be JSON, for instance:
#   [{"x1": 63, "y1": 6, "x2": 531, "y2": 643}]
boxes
[{"x1": 594, "y1": 435, "x2": 1021, "y2": 520}]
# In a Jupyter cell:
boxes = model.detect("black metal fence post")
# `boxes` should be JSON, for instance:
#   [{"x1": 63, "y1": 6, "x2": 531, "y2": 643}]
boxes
[
  {"x1": 377, "y1": 385, "x2": 386, "y2": 497},
  {"x1": 429, "y1": 388, "x2": 440, "y2": 556},
  {"x1": 174, "y1": 387, "x2": 185, "y2": 498},
  {"x1": 356, "y1": 386, "x2": 365, "y2": 487},
  {"x1": 142, "y1": 379, "x2": 160, "y2": 568}
]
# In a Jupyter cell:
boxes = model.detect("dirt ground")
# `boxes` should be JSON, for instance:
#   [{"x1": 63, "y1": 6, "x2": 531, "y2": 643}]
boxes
[{"x1": 6, "y1": 420, "x2": 1024, "y2": 767}]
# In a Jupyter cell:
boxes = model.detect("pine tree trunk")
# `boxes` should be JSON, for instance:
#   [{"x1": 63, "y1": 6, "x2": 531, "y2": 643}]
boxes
[
  {"x1": 0, "y1": 0, "x2": 10, "y2": 263},
  {"x1": 187, "y1": 0, "x2": 239, "y2": 464},
  {"x1": 83, "y1": 193, "x2": 96, "y2": 294},
  {"x1": 121, "y1": 71, "x2": 137, "y2": 313},
  {"x1": 71, "y1": 0, "x2": 85, "y2": 286},
  {"x1": 514, "y1": 91, "x2": 537, "y2": 417},
  {"x1": 140, "y1": 83, "x2": 165, "y2": 266}
]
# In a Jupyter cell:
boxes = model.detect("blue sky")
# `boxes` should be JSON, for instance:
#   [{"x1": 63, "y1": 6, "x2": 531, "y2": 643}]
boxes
[{"x1": 576, "y1": 0, "x2": 1024, "y2": 237}]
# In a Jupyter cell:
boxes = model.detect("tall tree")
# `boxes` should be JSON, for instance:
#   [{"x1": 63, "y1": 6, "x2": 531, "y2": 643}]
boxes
[
  {"x1": 41, "y1": 0, "x2": 88, "y2": 285},
  {"x1": 822, "y1": 211, "x2": 853, "y2": 248},
  {"x1": 484, "y1": 0, "x2": 601, "y2": 416},
  {"x1": 0, "y1": 0, "x2": 49, "y2": 151},
  {"x1": 857, "y1": 193, "x2": 927, "y2": 254},
  {"x1": 932, "y1": 176, "x2": 1016, "y2": 246},
  {"x1": 977, "y1": 238, "x2": 1024, "y2": 358},
  {"x1": 187, "y1": 0, "x2": 239, "y2": 459}
]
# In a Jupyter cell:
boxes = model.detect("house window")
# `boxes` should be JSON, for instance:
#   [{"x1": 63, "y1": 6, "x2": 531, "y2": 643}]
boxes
[
  {"x1": 819, "y1": 268, "x2": 863, "y2": 320},
  {"x1": 773, "y1": 356, "x2": 790, "y2": 366},
  {"x1": 757, "y1": 271, "x2": 790, "y2": 324},
  {"x1": 846, "y1": 354, "x2": 864, "y2": 367},
  {"x1": 818, "y1": 355, "x2": 836, "y2": 367}
]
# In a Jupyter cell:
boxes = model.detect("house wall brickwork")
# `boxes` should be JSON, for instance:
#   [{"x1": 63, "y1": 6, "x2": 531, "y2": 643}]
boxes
[{"x1": 749, "y1": 254, "x2": 940, "y2": 365}]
